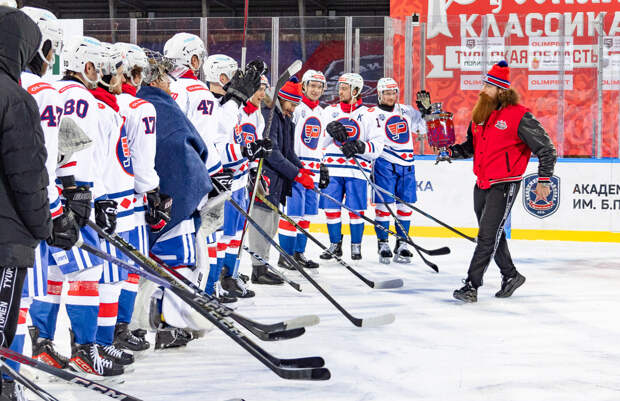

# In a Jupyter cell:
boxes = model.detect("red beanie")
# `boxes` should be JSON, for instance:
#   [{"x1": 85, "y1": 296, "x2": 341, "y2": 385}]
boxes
[
  {"x1": 484, "y1": 60, "x2": 510, "y2": 89},
  {"x1": 278, "y1": 77, "x2": 302, "y2": 104}
]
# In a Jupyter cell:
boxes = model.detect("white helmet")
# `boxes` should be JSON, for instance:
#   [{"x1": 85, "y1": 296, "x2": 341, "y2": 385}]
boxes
[
  {"x1": 163, "y1": 33, "x2": 206, "y2": 71},
  {"x1": 21, "y1": 7, "x2": 63, "y2": 67},
  {"x1": 115, "y1": 42, "x2": 148, "y2": 86},
  {"x1": 260, "y1": 74, "x2": 269, "y2": 88},
  {"x1": 62, "y1": 36, "x2": 105, "y2": 87},
  {"x1": 302, "y1": 69, "x2": 326, "y2": 88},
  {"x1": 377, "y1": 77, "x2": 399, "y2": 102},
  {"x1": 203, "y1": 54, "x2": 238, "y2": 84},
  {"x1": 100, "y1": 42, "x2": 123, "y2": 77},
  {"x1": 0, "y1": 0, "x2": 17, "y2": 7},
  {"x1": 338, "y1": 72, "x2": 364, "y2": 98}
]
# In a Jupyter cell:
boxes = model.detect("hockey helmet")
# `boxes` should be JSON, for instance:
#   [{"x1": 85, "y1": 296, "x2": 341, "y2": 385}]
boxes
[
  {"x1": 115, "y1": 42, "x2": 148, "y2": 86},
  {"x1": 203, "y1": 54, "x2": 238, "y2": 84},
  {"x1": 338, "y1": 72, "x2": 364, "y2": 98},
  {"x1": 62, "y1": 36, "x2": 105, "y2": 87},
  {"x1": 377, "y1": 77, "x2": 399, "y2": 102},
  {"x1": 21, "y1": 7, "x2": 63, "y2": 67},
  {"x1": 163, "y1": 32, "x2": 206, "y2": 71},
  {"x1": 302, "y1": 69, "x2": 326, "y2": 88}
]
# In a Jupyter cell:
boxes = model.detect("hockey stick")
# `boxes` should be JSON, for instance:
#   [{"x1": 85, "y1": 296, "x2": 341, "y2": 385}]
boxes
[
  {"x1": 0, "y1": 348, "x2": 141, "y2": 401},
  {"x1": 350, "y1": 157, "x2": 440, "y2": 272},
  {"x1": 227, "y1": 197, "x2": 395, "y2": 328},
  {"x1": 0, "y1": 361, "x2": 58, "y2": 401},
  {"x1": 312, "y1": 187, "x2": 449, "y2": 258},
  {"x1": 255, "y1": 192, "x2": 404, "y2": 289},
  {"x1": 77, "y1": 239, "x2": 329, "y2": 380},
  {"x1": 371, "y1": 184, "x2": 477, "y2": 243},
  {"x1": 88, "y1": 223, "x2": 317, "y2": 336},
  {"x1": 241, "y1": 245, "x2": 302, "y2": 291},
  {"x1": 236, "y1": 60, "x2": 303, "y2": 265}
]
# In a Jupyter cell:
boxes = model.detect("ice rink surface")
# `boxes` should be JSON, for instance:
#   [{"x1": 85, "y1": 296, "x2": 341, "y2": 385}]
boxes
[{"x1": 27, "y1": 235, "x2": 620, "y2": 401}]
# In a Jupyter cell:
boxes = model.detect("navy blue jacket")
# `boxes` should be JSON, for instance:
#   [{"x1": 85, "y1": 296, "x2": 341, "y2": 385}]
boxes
[
  {"x1": 137, "y1": 86, "x2": 213, "y2": 245},
  {"x1": 259, "y1": 104, "x2": 303, "y2": 208}
]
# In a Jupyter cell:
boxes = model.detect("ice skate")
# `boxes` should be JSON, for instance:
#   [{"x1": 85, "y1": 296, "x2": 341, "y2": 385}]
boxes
[
  {"x1": 377, "y1": 240, "x2": 393, "y2": 264},
  {"x1": 29, "y1": 326, "x2": 69, "y2": 369},
  {"x1": 319, "y1": 241, "x2": 342, "y2": 260},
  {"x1": 393, "y1": 239, "x2": 412, "y2": 264},
  {"x1": 351, "y1": 243, "x2": 362, "y2": 260}
]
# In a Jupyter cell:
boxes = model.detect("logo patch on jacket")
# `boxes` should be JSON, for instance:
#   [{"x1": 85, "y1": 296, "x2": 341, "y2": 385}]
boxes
[
  {"x1": 522, "y1": 173, "x2": 560, "y2": 219},
  {"x1": 495, "y1": 120, "x2": 508, "y2": 130}
]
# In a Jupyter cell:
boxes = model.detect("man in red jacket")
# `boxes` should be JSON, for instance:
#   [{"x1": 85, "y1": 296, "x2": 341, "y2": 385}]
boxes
[{"x1": 447, "y1": 60, "x2": 556, "y2": 303}]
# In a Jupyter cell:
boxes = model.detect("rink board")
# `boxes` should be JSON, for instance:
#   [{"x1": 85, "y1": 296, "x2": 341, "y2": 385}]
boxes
[{"x1": 307, "y1": 157, "x2": 620, "y2": 242}]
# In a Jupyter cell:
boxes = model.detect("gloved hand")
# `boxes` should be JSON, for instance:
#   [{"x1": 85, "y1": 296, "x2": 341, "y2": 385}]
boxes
[
  {"x1": 248, "y1": 167, "x2": 269, "y2": 196},
  {"x1": 62, "y1": 185, "x2": 93, "y2": 228},
  {"x1": 294, "y1": 168, "x2": 316, "y2": 190},
  {"x1": 326, "y1": 121, "x2": 348, "y2": 143},
  {"x1": 245, "y1": 58, "x2": 268, "y2": 77},
  {"x1": 146, "y1": 189, "x2": 173, "y2": 233},
  {"x1": 46, "y1": 211, "x2": 80, "y2": 250},
  {"x1": 415, "y1": 90, "x2": 432, "y2": 117},
  {"x1": 241, "y1": 138, "x2": 272, "y2": 161},
  {"x1": 318, "y1": 163, "x2": 330, "y2": 189},
  {"x1": 222, "y1": 67, "x2": 262, "y2": 107},
  {"x1": 210, "y1": 168, "x2": 234, "y2": 194},
  {"x1": 341, "y1": 140, "x2": 366, "y2": 158},
  {"x1": 95, "y1": 199, "x2": 118, "y2": 235}
]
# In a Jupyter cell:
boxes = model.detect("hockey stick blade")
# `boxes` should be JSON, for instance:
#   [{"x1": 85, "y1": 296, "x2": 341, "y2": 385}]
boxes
[
  {"x1": 0, "y1": 347, "x2": 142, "y2": 401},
  {"x1": 372, "y1": 278, "x2": 405, "y2": 289},
  {"x1": 264, "y1": 327, "x2": 306, "y2": 341},
  {"x1": 282, "y1": 314, "x2": 320, "y2": 330},
  {"x1": 425, "y1": 246, "x2": 451, "y2": 256},
  {"x1": 275, "y1": 356, "x2": 326, "y2": 369},
  {"x1": 360, "y1": 313, "x2": 396, "y2": 328}
]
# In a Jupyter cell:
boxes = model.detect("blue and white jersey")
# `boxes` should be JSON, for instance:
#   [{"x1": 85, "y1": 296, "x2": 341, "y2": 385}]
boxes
[
  {"x1": 292, "y1": 98, "x2": 324, "y2": 182},
  {"x1": 321, "y1": 102, "x2": 384, "y2": 179},
  {"x1": 368, "y1": 104, "x2": 426, "y2": 166}
]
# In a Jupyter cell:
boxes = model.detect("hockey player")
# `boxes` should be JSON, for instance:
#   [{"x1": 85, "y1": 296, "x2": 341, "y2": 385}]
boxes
[
  {"x1": 115, "y1": 42, "x2": 164, "y2": 351},
  {"x1": 277, "y1": 70, "x2": 328, "y2": 270},
  {"x1": 210, "y1": 74, "x2": 273, "y2": 297},
  {"x1": 28, "y1": 35, "x2": 124, "y2": 377},
  {"x1": 319, "y1": 73, "x2": 384, "y2": 260},
  {"x1": 369, "y1": 77, "x2": 426, "y2": 264}
]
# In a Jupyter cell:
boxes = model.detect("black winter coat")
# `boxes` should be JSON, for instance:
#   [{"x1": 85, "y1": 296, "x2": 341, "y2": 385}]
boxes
[
  {"x1": 0, "y1": 7, "x2": 51, "y2": 267},
  {"x1": 259, "y1": 103, "x2": 302, "y2": 208}
]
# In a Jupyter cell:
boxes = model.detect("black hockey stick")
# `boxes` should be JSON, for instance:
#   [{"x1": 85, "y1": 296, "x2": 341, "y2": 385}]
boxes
[
  {"x1": 241, "y1": 244, "x2": 302, "y2": 291},
  {"x1": 312, "y1": 187, "x2": 449, "y2": 258},
  {"x1": 0, "y1": 348, "x2": 141, "y2": 401},
  {"x1": 228, "y1": 197, "x2": 395, "y2": 328},
  {"x1": 371, "y1": 184, "x2": 477, "y2": 243},
  {"x1": 77, "y1": 239, "x2": 329, "y2": 380},
  {"x1": 0, "y1": 361, "x2": 58, "y2": 401},
  {"x1": 351, "y1": 157, "x2": 440, "y2": 272},
  {"x1": 89, "y1": 224, "x2": 317, "y2": 336},
  {"x1": 255, "y1": 192, "x2": 404, "y2": 289}
]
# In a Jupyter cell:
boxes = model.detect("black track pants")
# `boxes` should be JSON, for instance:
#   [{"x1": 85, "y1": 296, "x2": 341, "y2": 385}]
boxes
[
  {"x1": 0, "y1": 267, "x2": 27, "y2": 348},
  {"x1": 467, "y1": 182, "x2": 520, "y2": 288}
]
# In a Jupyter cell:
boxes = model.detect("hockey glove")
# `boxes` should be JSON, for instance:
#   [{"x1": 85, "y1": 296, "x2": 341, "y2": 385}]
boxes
[
  {"x1": 241, "y1": 138, "x2": 272, "y2": 162},
  {"x1": 248, "y1": 167, "x2": 269, "y2": 197},
  {"x1": 294, "y1": 168, "x2": 316, "y2": 190},
  {"x1": 62, "y1": 185, "x2": 93, "y2": 228},
  {"x1": 95, "y1": 199, "x2": 118, "y2": 235},
  {"x1": 46, "y1": 211, "x2": 80, "y2": 250},
  {"x1": 326, "y1": 121, "x2": 348, "y2": 144},
  {"x1": 146, "y1": 190, "x2": 173, "y2": 233},
  {"x1": 341, "y1": 140, "x2": 366, "y2": 158},
  {"x1": 245, "y1": 58, "x2": 268, "y2": 77},
  {"x1": 209, "y1": 168, "x2": 234, "y2": 197},
  {"x1": 222, "y1": 67, "x2": 262, "y2": 107},
  {"x1": 318, "y1": 163, "x2": 330, "y2": 189},
  {"x1": 415, "y1": 90, "x2": 432, "y2": 117}
]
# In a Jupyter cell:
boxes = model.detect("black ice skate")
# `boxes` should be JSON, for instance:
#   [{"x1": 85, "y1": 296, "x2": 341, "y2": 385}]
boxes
[
  {"x1": 114, "y1": 322, "x2": 150, "y2": 352},
  {"x1": 251, "y1": 265, "x2": 284, "y2": 285},
  {"x1": 214, "y1": 281, "x2": 238, "y2": 303},
  {"x1": 221, "y1": 275, "x2": 255, "y2": 298},
  {"x1": 277, "y1": 254, "x2": 297, "y2": 271},
  {"x1": 393, "y1": 239, "x2": 413, "y2": 264},
  {"x1": 495, "y1": 272, "x2": 526, "y2": 298},
  {"x1": 351, "y1": 243, "x2": 362, "y2": 260},
  {"x1": 0, "y1": 380, "x2": 26, "y2": 401},
  {"x1": 69, "y1": 331, "x2": 124, "y2": 377},
  {"x1": 319, "y1": 241, "x2": 342, "y2": 260},
  {"x1": 238, "y1": 273, "x2": 250, "y2": 283},
  {"x1": 155, "y1": 328, "x2": 193, "y2": 350},
  {"x1": 294, "y1": 252, "x2": 319, "y2": 269},
  {"x1": 99, "y1": 344, "x2": 134, "y2": 366},
  {"x1": 29, "y1": 326, "x2": 69, "y2": 369},
  {"x1": 377, "y1": 240, "x2": 393, "y2": 264},
  {"x1": 453, "y1": 280, "x2": 477, "y2": 303}
]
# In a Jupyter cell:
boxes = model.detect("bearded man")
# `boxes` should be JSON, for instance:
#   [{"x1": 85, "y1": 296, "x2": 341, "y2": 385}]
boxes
[{"x1": 447, "y1": 60, "x2": 556, "y2": 303}]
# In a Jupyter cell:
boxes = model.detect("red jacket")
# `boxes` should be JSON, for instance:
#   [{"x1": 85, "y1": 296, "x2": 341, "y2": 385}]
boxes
[{"x1": 450, "y1": 104, "x2": 556, "y2": 189}]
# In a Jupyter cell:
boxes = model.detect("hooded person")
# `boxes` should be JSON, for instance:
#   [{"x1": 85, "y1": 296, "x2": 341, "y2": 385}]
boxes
[
  {"x1": 444, "y1": 61, "x2": 557, "y2": 303},
  {"x1": 0, "y1": 5, "x2": 53, "y2": 395}
]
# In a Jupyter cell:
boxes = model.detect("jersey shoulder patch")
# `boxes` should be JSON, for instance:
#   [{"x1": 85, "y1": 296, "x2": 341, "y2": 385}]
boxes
[
  {"x1": 186, "y1": 84, "x2": 207, "y2": 93},
  {"x1": 129, "y1": 99, "x2": 149, "y2": 109},
  {"x1": 171, "y1": 92, "x2": 179, "y2": 100},
  {"x1": 97, "y1": 102, "x2": 106, "y2": 109},
  {"x1": 27, "y1": 82, "x2": 54, "y2": 95},
  {"x1": 366, "y1": 107, "x2": 375, "y2": 112}
]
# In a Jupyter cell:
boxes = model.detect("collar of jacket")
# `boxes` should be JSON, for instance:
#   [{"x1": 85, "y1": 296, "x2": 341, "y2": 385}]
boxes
[
  {"x1": 302, "y1": 95, "x2": 319, "y2": 109},
  {"x1": 244, "y1": 102, "x2": 258, "y2": 115},
  {"x1": 90, "y1": 86, "x2": 120, "y2": 112},
  {"x1": 121, "y1": 83, "x2": 137, "y2": 96},
  {"x1": 378, "y1": 103, "x2": 395, "y2": 112},
  {"x1": 180, "y1": 70, "x2": 198, "y2": 80},
  {"x1": 339, "y1": 98, "x2": 362, "y2": 113}
]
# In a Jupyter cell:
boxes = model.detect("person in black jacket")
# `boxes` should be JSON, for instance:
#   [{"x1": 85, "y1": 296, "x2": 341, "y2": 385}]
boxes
[
  {"x1": 434, "y1": 61, "x2": 556, "y2": 303},
  {"x1": 0, "y1": 6, "x2": 52, "y2": 363},
  {"x1": 248, "y1": 79, "x2": 315, "y2": 284}
]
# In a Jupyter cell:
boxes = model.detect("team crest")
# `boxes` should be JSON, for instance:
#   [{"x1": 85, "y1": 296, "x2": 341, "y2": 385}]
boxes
[
  {"x1": 301, "y1": 117, "x2": 321, "y2": 150},
  {"x1": 495, "y1": 120, "x2": 507, "y2": 130},
  {"x1": 384, "y1": 115, "x2": 410, "y2": 144},
  {"x1": 116, "y1": 121, "x2": 134, "y2": 176},
  {"x1": 234, "y1": 123, "x2": 257, "y2": 145},
  {"x1": 522, "y1": 173, "x2": 560, "y2": 219}
]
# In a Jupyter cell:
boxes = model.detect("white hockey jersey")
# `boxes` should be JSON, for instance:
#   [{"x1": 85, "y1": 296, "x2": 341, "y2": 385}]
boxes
[
  {"x1": 368, "y1": 104, "x2": 427, "y2": 166},
  {"x1": 117, "y1": 87, "x2": 159, "y2": 224},
  {"x1": 292, "y1": 97, "x2": 324, "y2": 183},
  {"x1": 52, "y1": 79, "x2": 104, "y2": 201},
  {"x1": 21, "y1": 72, "x2": 63, "y2": 219},
  {"x1": 321, "y1": 100, "x2": 384, "y2": 180},
  {"x1": 90, "y1": 90, "x2": 135, "y2": 233},
  {"x1": 213, "y1": 102, "x2": 264, "y2": 192},
  {"x1": 169, "y1": 74, "x2": 225, "y2": 176}
]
